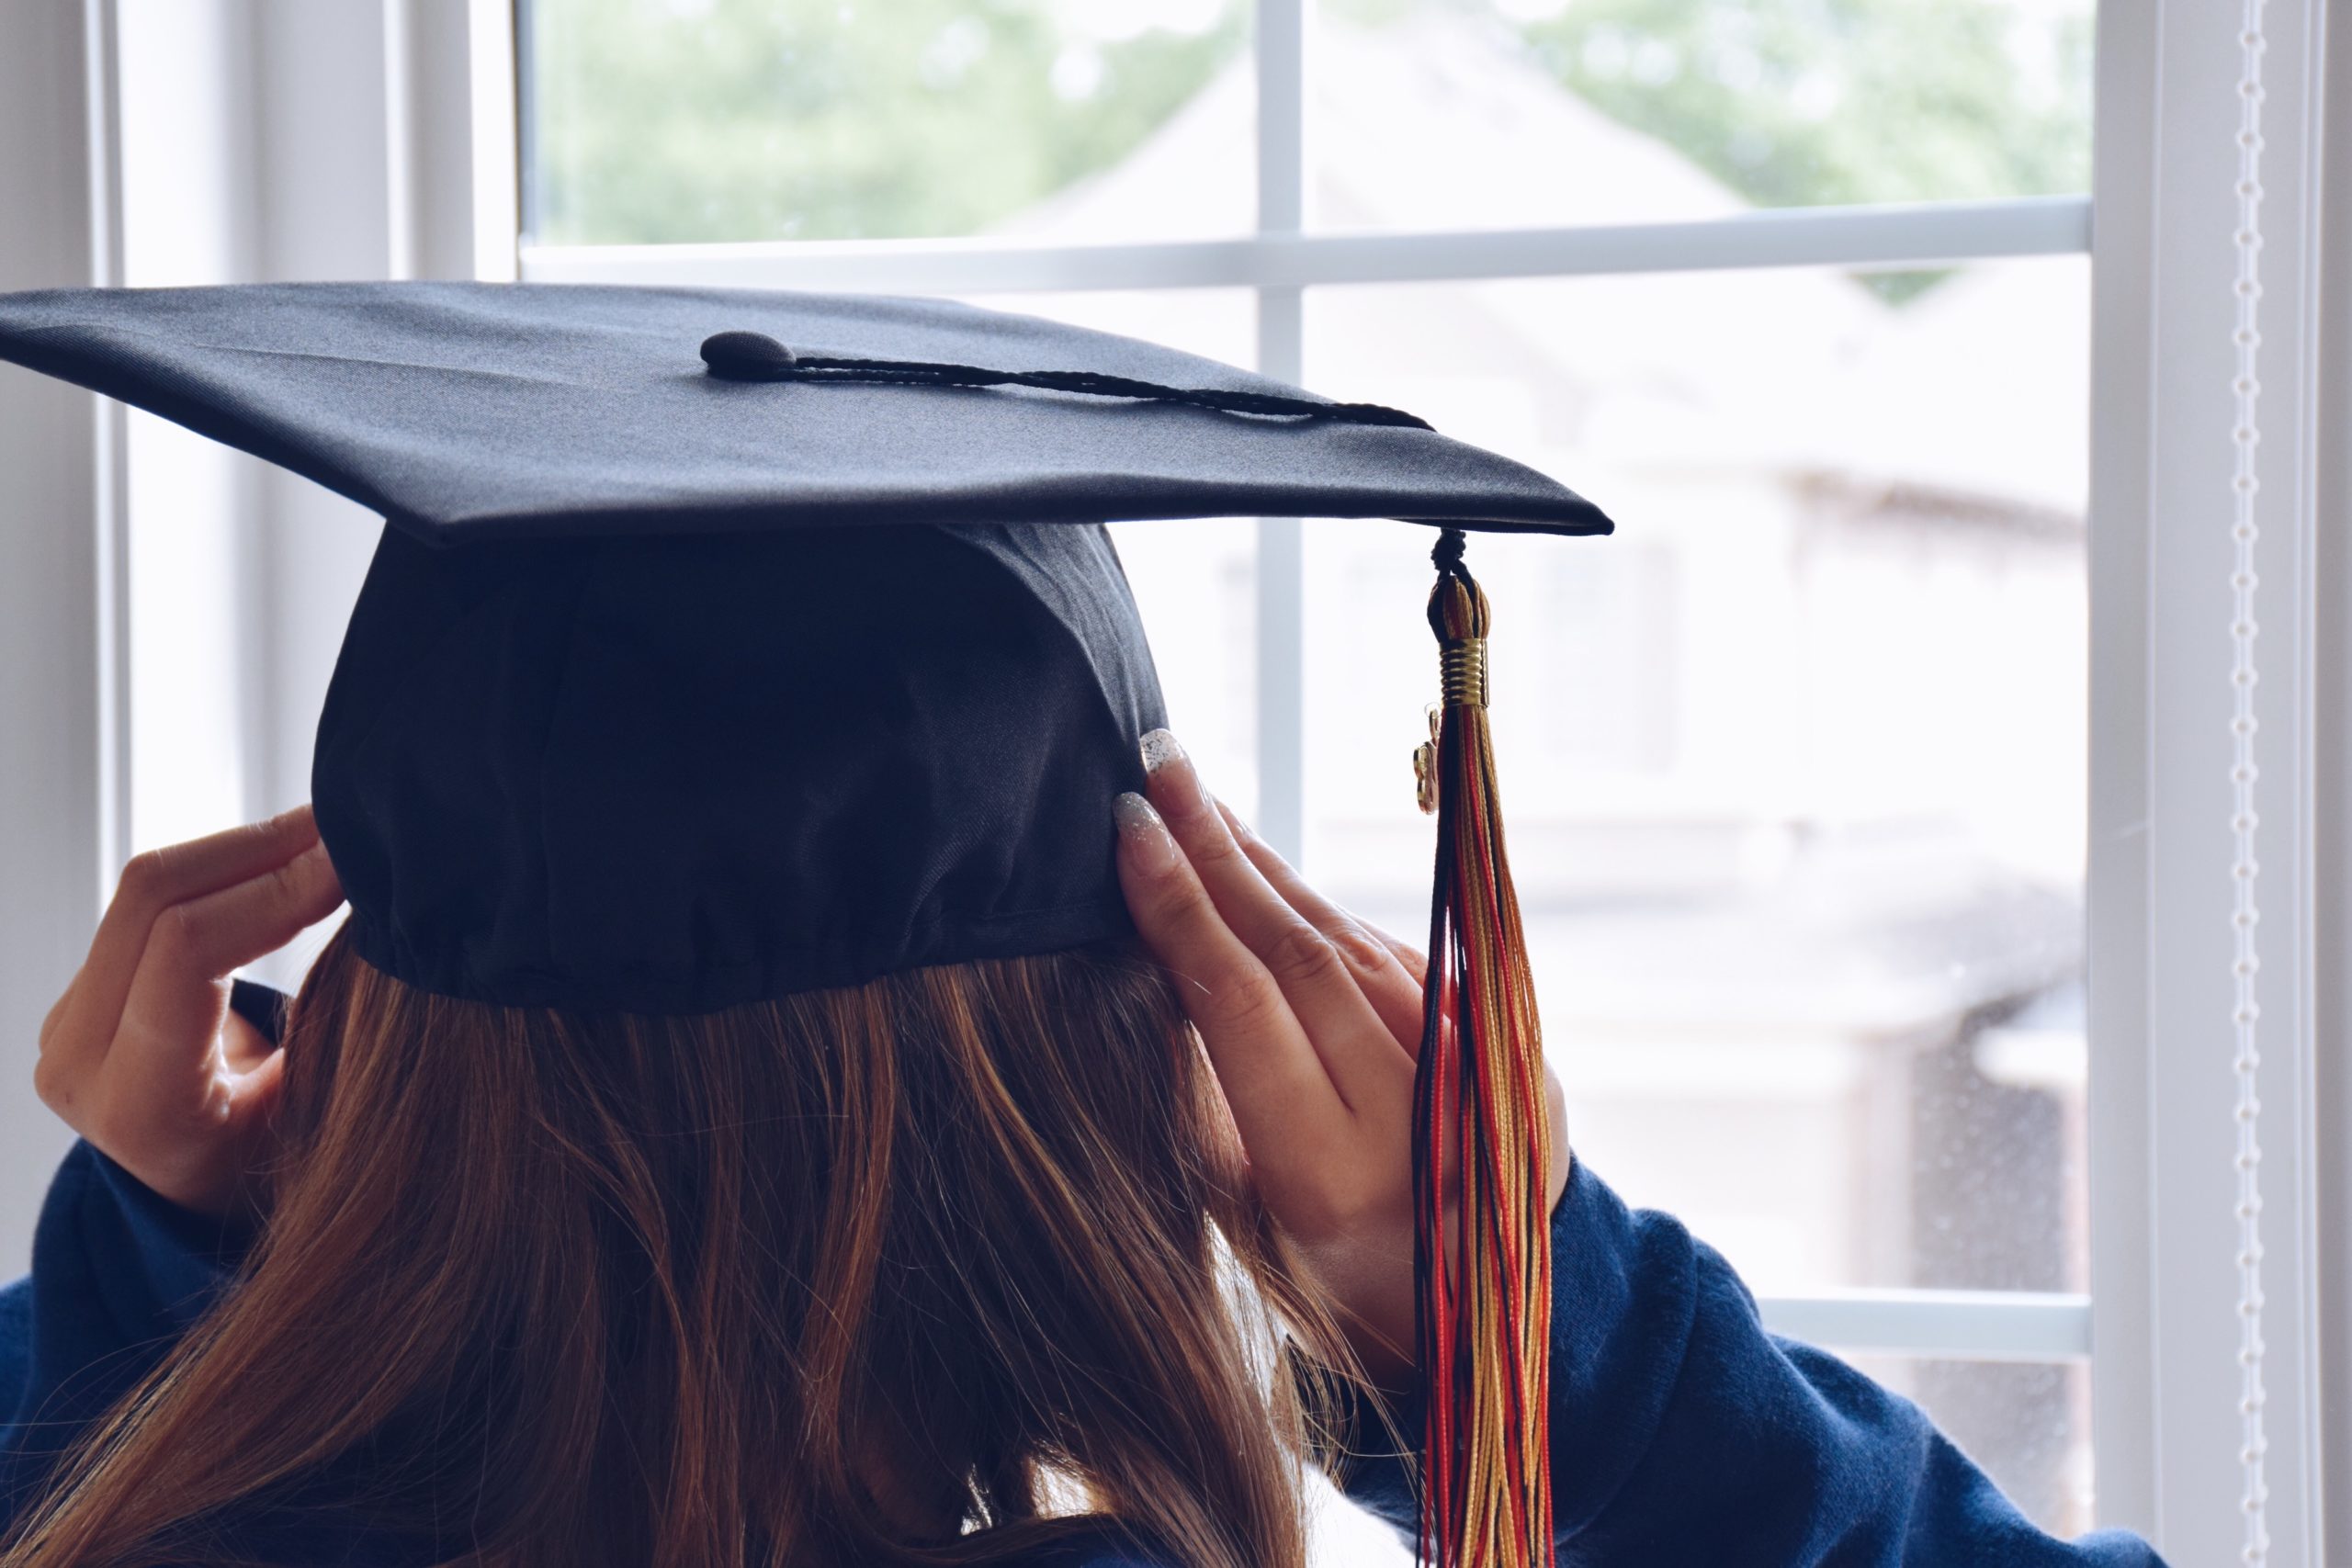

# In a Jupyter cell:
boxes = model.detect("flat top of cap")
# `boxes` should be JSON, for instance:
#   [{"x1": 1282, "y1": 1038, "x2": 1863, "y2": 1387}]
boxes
[{"x1": 0, "y1": 281, "x2": 1611, "y2": 546}]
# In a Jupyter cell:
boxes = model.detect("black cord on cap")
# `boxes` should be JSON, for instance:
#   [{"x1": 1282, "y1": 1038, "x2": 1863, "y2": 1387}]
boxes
[{"x1": 699, "y1": 329, "x2": 1433, "y2": 431}]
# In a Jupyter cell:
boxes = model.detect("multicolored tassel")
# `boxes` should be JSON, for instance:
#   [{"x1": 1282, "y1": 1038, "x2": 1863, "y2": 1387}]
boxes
[{"x1": 1410, "y1": 527, "x2": 1555, "y2": 1568}]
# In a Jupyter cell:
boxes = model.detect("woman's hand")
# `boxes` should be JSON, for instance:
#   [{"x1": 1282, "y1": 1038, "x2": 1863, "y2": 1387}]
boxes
[
  {"x1": 1114, "y1": 729, "x2": 1569, "y2": 1393},
  {"x1": 34, "y1": 806, "x2": 345, "y2": 1221}
]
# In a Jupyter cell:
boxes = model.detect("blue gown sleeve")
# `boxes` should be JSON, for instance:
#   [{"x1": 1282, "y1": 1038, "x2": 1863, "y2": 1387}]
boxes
[
  {"x1": 0, "y1": 979, "x2": 280, "y2": 1526},
  {"x1": 1329, "y1": 1159, "x2": 2165, "y2": 1566}
]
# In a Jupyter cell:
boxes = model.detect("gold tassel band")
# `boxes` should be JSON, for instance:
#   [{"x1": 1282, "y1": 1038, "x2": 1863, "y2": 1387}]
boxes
[{"x1": 1439, "y1": 637, "x2": 1488, "y2": 708}]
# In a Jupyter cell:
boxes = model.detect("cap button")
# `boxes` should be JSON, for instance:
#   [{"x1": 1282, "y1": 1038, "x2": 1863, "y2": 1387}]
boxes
[{"x1": 700, "y1": 330, "x2": 797, "y2": 380}]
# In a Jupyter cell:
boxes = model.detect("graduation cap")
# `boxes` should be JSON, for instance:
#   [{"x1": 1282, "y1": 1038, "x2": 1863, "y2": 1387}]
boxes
[{"x1": 0, "y1": 280, "x2": 1610, "y2": 1568}]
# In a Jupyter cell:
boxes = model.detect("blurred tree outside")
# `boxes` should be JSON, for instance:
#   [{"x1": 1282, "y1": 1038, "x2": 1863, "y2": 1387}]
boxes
[
  {"x1": 526, "y1": 0, "x2": 2093, "y2": 303},
  {"x1": 1509, "y1": 0, "x2": 2092, "y2": 213},
  {"x1": 525, "y1": 0, "x2": 1247, "y2": 244},
  {"x1": 1500, "y1": 0, "x2": 2093, "y2": 299}
]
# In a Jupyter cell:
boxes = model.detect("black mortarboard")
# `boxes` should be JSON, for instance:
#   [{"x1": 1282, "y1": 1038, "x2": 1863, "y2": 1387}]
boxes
[{"x1": 0, "y1": 282, "x2": 1607, "y2": 1011}]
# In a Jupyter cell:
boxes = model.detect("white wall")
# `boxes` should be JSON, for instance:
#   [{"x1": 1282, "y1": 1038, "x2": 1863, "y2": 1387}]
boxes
[{"x1": 0, "y1": 6, "x2": 108, "y2": 1274}]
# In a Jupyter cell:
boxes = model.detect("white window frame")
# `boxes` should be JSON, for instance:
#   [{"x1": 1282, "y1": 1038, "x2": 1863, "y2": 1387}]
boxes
[
  {"x1": 0, "y1": 0, "x2": 2343, "y2": 1557},
  {"x1": 2081, "y1": 6, "x2": 2340, "y2": 1560}
]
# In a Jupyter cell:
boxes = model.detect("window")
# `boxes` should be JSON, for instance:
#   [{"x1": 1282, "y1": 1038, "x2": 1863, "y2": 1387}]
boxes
[{"x1": 522, "y1": 0, "x2": 2101, "y2": 1539}]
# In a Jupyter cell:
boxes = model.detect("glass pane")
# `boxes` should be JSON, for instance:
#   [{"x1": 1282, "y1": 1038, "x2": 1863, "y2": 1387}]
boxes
[
  {"x1": 1112, "y1": 514, "x2": 1262, "y2": 828},
  {"x1": 1300, "y1": 258, "x2": 2090, "y2": 1295},
  {"x1": 1309, "y1": 1355, "x2": 2086, "y2": 1555},
  {"x1": 1847, "y1": 1357, "x2": 2093, "y2": 1539},
  {"x1": 1311, "y1": 0, "x2": 2094, "y2": 236},
  {"x1": 127, "y1": 412, "x2": 255, "y2": 852},
  {"x1": 522, "y1": 0, "x2": 1252, "y2": 245},
  {"x1": 955, "y1": 288, "x2": 1257, "y2": 368},
  {"x1": 957, "y1": 289, "x2": 1262, "y2": 823}
]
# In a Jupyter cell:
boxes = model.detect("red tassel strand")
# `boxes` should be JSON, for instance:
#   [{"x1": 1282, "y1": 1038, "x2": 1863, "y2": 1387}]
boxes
[{"x1": 1411, "y1": 529, "x2": 1555, "y2": 1568}]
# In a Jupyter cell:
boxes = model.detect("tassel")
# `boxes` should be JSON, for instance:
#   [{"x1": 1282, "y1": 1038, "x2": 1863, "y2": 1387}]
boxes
[{"x1": 1410, "y1": 526, "x2": 1555, "y2": 1568}]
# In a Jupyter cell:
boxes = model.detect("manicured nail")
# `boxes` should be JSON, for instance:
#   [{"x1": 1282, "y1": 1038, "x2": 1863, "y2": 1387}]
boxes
[
  {"x1": 1139, "y1": 728, "x2": 1212, "y2": 814},
  {"x1": 1114, "y1": 791, "x2": 1177, "y2": 872}
]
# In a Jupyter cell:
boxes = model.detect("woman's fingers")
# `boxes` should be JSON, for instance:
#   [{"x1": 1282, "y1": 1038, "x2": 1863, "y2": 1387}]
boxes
[
  {"x1": 51, "y1": 807, "x2": 323, "y2": 1082},
  {"x1": 1360, "y1": 921, "x2": 1430, "y2": 988},
  {"x1": 1209, "y1": 798, "x2": 1429, "y2": 1055},
  {"x1": 1138, "y1": 732, "x2": 1413, "y2": 1115},
  {"x1": 149, "y1": 836, "x2": 342, "y2": 983},
  {"x1": 1113, "y1": 792, "x2": 1350, "y2": 1170},
  {"x1": 112, "y1": 839, "x2": 344, "y2": 1090},
  {"x1": 34, "y1": 808, "x2": 344, "y2": 1219}
]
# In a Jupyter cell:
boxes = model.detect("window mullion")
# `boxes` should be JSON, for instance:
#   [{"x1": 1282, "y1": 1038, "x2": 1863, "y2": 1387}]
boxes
[
  {"x1": 520, "y1": 197, "x2": 2094, "y2": 295},
  {"x1": 1755, "y1": 1290, "x2": 2092, "y2": 1365},
  {"x1": 1253, "y1": 0, "x2": 1308, "y2": 863}
]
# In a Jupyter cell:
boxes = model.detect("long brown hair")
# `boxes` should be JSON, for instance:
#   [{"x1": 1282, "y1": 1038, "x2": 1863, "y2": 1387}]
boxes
[{"x1": 5, "y1": 925, "x2": 1353, "y2": 1568}]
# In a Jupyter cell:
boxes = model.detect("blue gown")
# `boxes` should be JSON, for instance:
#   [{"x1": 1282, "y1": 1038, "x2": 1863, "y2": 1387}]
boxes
[{"x1": 2, "y1": 986, "x2": 2163, "y2": 1566}]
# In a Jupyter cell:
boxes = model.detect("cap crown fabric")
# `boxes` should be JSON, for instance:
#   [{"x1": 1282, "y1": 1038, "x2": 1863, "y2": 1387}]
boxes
[{"x1": 323, "y1": 520, "x2": 1159, "y2": 1010}]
